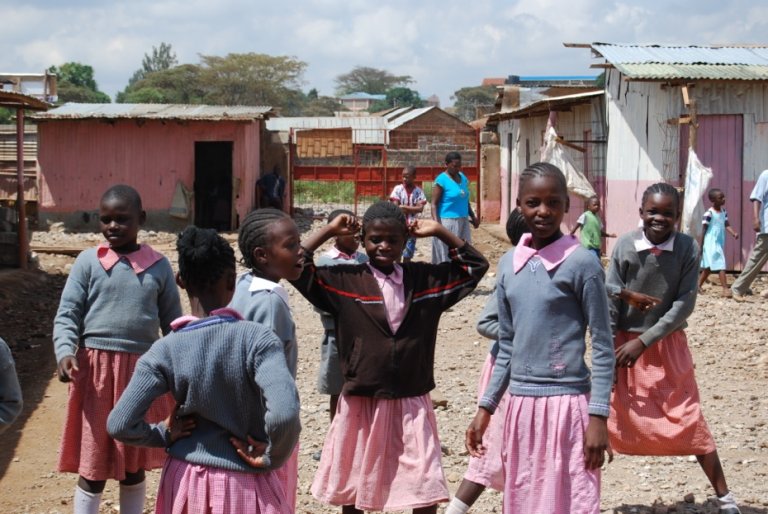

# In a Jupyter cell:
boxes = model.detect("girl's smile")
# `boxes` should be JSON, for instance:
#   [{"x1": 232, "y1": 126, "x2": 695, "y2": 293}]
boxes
[{"x1": 640, "y1": 193, "x2": 678, "y2": 245}]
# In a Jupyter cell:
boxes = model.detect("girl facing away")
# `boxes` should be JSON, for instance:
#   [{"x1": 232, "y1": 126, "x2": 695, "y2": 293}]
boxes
[
  {"x1": 466, "y1": 162, "x2": 615, "y2": 514},
  {"x1": 290, "y1": 201, "x2": 489, "y2": 514},
  {"x1": 606, "y1": 183, "x2": 741, "y2": 514},
  {"x1": 698, "y1": 187, "x2": 739, "y2": 297},
  {"x1": 228, "y1": 207, "x2": 304, "y2": 512},
  {"x1": 108, "y1": 226, "x2": 301, "y2": 514},
  {"x1": 445, "y1": 208, "x2": 528, "y2": 514},
  {"x1": 53, "y1": 185, "x2": 182, "y2": 514}
]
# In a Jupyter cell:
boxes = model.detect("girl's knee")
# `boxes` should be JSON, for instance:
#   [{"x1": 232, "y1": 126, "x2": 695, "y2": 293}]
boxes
[{"x1": 121, "y1": 469, "x2": 145, "y2": 485}]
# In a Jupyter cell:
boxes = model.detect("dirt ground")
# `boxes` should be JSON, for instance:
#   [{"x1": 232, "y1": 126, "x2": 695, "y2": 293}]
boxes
[{"x1": 0, "y1": 221, "x2": 767, "y2": 514}]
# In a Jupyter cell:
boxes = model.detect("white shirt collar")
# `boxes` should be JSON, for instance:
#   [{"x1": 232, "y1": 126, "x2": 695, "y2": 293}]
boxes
[
  {"x1": 246, "y1": 274, "x2": 290, "y2": 306},
  {"x1": 634, "y1": 230, "x2": 676, "y2": 253}
]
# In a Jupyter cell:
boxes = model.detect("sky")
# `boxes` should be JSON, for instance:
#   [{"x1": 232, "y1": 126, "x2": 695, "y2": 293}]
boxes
[{"x1": 2, "y1": 0, "x2": 768, "y2": 107}]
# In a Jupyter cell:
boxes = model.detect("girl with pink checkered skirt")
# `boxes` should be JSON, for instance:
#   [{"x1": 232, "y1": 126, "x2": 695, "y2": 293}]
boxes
[
  {"x1": 291, "y1": 201, "x2": 489, "y2": 514},
  {"x1": 466, "y1": 164, "x2": 615, "y2": 514},
  {"x1": 108, "y1": 226, "x2": 301, "y2": 514},
  {"x1": 53, "y1": 186, "x2": 182, "y2": 514}
]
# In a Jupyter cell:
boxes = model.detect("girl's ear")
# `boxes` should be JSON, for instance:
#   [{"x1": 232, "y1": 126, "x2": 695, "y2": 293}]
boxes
[
  {"x1": 175, "y1": 271, "x2": 187, "y2": 290},
  {"x1": 252, "y1": 247, "x2": 267, "y2": 265},
  {"x1": 138, "y1": 210, "x2": 147, "y2": 226}
]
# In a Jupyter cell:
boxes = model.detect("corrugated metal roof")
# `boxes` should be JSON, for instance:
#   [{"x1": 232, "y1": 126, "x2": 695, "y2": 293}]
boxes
[
  {"x1": 339, "y1": 92, "x2": 387, "y2": 100},
  {"x1": 32, "y1": 103, "x2": 273, "y2": 120},
  {"x1": 489, "y1": 90, "x2": 603, "y2": 121},
  {"x1": 592, "y1": 43, "x2": 768, "y2": 80},
  {"x1": 381, "y1": 107, "x2": 413, "y2": 121},
  {"x1": 266, "y1": 116, "x2": 387, "y2": 145},
  {"x1": 612, "y1": 63, "x2": 768, "y2": 80},
  {"x1": 387, "y1": 106, "x2": 435, "y2": 129}
]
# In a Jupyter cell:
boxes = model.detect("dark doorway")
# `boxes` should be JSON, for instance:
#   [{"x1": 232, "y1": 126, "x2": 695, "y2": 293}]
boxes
[{"x1": 194, "y1": 141, "x2": 233, "y2": 230}]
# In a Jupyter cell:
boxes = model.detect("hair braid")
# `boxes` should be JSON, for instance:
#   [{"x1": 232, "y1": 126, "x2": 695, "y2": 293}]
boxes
[
  {"x1": 505, "y1": 207, "x2": 529, "y2": 246},
  {"x1": 238, "y1": 208, "x2": 291, "y2": 270},
  {"x1": 177, "y1": 226, "x2": 235, "y2": 291},
  {"x1": 641, "y1": 182, "x2": 680, "y2": 212},
  {"x1": 518, "y1": 162, "x2": 568, "y2": 197}
]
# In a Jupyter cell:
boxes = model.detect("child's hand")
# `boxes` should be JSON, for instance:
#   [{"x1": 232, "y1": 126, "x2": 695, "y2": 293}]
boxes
[
  {"x1": 230, "y1": 435, "x2": 269, "y2": 468},
  {"x1": 329, "y1": 214, "x2": 360, "y2": 237},
  {"x1": 57, "y1": 356, "x2": 79, "y2": 382},
  {"x1": 583, "y1": 415, "x2": 612, "y2": 470},
  {"x1": 615, "y1": 338, "x2": 646, "y2": 367},
  {"x1": 732, "y1": 231, "x2": 740, "y2": 240},
  {"x1": 164, "y1": 405, "x2": 196, "y2": 444},
  {"x1": 622, "y1": 290, "x2": 661, "y2": 313},
  {"x1": 465, "y1": 408, "x2": 491, "y2": 458},
  {"x1": 409, "y1": 219, "x2": 442, "y2": 238}
]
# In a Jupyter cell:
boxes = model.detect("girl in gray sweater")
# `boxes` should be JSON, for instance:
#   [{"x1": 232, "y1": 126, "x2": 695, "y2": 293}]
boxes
[{"x1": 108, "y1": 227, "x2": 300, "y2": 514}]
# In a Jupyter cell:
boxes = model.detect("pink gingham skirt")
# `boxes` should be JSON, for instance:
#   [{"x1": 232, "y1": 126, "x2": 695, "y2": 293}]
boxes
[
  {"x1": 311, "y1": 393, "x2": 449, "y2": 511},
  {"x1": 463, "y1": 354, "x2": 506, "y2": 492},
  {"x1": 58, "y1": 348, "x2": 173, "y2": 480},
  {"x1": 273, "y1": 443, "x2": 299, "y2": 513},
  {"x1": 155, "y1": 457, "x2": 290, "y2": 514},
  {"x1": 501, "y1": 393, "x2": 600, "y2": 514},
  {"x1": 609, "y1": 330, "x2": 716, "y2": 456}
]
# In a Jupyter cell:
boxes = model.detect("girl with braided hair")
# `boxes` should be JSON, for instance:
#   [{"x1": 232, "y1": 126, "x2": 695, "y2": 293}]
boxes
[
  {"x1": 606, "y1": 182, "x2": 741, "y2": 513},
  {"x1": 228, "y1": 207, "x2": 304, "y2": 511},
  {"x1": 291, "y1": 200, "x2": 488, "y2": 514},
  {"x1": 108, "y1": 226, "x2": 300, "y2": 514}
]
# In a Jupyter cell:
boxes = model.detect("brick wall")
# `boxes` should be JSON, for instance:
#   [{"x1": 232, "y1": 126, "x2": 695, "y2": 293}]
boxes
[{"x1": 388, "y1": 109, "x2": 476, "y2": 166}]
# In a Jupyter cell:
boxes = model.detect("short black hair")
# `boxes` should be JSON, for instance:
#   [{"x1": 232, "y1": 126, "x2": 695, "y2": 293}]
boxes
[
  {"x1": 445, "y1": 151, "x2": 462, "y2": 164},
  {"x1": 519, "y1": 162, "x2": 568, "y2": 198},
  {"x1": 101, "y1": 184, "x2": 142, "y2": 212},
  {"x1": 505, "y1": 207, "x2": 529, "y2": 246},
  {"x1": 361, "y1": 201, "x2": 407, "y2": 235},
  {"x1": 177, "y1": 226, "x2": 235, "y2": 291},
  {"x1": 238, "y1": 208, "x2": 291, "y2": 269},
  {"x1": 328, "y1": 209, "x2": 354, "y2": 224},
  {"x1": 403, "y1": 165, "x2": 417, "y2": 175},
  {"x1": 707, "y1": 188, "x2": 723, "y2": 202},
  {"x1": 641, "y1": 183, "x2": 680, "y2": 213}
]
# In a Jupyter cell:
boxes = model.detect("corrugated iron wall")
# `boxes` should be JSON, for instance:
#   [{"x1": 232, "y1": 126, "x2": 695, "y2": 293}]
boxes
[{"x1": 0, "y1": 124, "x2": 37, "y2": 201}]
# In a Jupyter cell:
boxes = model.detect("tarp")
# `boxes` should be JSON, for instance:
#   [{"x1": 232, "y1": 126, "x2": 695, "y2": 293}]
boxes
[
  {"x1": 680, "y1": 148, "x2": 713, "y2": 241},
  {"x1": 539, "y1": 126, "x2": 596, "y2": 199}
]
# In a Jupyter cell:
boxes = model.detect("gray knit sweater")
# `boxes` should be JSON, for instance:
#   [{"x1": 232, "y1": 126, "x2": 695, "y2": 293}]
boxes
[
  {"x1": 53, "y1": 247, "x2": 182, "y2": 363},
  {"x1": 107, "y1": 316, "x2": 301, "y2": 472},
  {"x1": 606, "y1": 229, "x2": 699, "y2": 346},
  {"x1": 480, "y1": 246, "x2": 615, "y2": 418}
]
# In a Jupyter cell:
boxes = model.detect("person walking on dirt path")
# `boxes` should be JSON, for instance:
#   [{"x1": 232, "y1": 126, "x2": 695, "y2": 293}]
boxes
[
  {"x1": 431, "y1": 152, "x2": 480, "y2": 263},
  {"x1": 53, "y1": 185, "x2": 182, "y2": 514},
  {"x1": 731, "y1": 169, "x2": 768, "y2": 299},
  {"x1": 698, "y1": 188, "x2": 739, "y2": 297}
]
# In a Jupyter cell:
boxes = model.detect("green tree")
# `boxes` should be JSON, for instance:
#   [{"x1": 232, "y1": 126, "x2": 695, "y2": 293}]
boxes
[
  {"x1": 451, "y1": 85, "x2": 497, "y2": 122},
  {"x1": 48, "y1": 62, "x2": 111, "y2": 103},
  {"x1": 301, "y1": 95, "x2": 345, "y2": 116},
  {"x1": 370, "y1": 87, "x2": 423, "y2": 111},
  {"x1": 335, "y1": 66, "x2": 413, "y2": 95},
  {"x1": 127, "y1": 42, "x2": 178, "y2": 87},
  {"x1": 117, "y1": 64, "x2": 205, "y2": 103},
  {"x1": 0, "y1": 108, "x2": 13, "y2": 124}
]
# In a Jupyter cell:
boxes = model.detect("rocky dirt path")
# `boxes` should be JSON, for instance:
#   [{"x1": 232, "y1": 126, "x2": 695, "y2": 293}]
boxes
[{"x1": 0, "y1": 223, "x2": 766, "y2": 513}]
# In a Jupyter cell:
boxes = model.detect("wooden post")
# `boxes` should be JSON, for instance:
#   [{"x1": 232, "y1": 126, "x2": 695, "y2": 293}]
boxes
[{"x1": 15, "y1": 108, "x2": 28, "y2": 269}]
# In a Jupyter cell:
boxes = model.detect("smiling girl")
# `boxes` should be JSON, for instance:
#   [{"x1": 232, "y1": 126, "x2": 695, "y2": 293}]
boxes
[
  {"x1": 606, "y1": 183, "x2": 741, "y2": 514},
  {"x1": 291, "y1": 201, "x2": 488, "y2": 514},
  {"x1": 465, "y1": 162, "x2": 615, "y2": 514},
  {"x1": 54, "y1": 185, "x2": 182, "y2": 514}
]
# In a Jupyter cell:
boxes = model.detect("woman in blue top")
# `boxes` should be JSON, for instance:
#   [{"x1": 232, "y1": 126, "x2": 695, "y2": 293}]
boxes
[{"x1": 431, "y1": 151, "x2": 480, "y2": 263}]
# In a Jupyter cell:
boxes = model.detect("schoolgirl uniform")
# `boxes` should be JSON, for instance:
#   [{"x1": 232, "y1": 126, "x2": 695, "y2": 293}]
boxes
[
  {"x1": 228, "y1": 273, "x2": 300, "y2": 512},
  {"x1": 606, "y1": 229, "x2": 716, "y2": 455},
  {"x1": 107, "y1": 309, "x2": 301, "y2": 514},
  {"x1": 480, "y1": 234, "x2": 615, "y2": 514},
  {"x1": 54, "y1": 243, "x2": 181, "y2": 481},
  {"x1": 291, "y1": 243, "x2": 488, "y2": 511}
]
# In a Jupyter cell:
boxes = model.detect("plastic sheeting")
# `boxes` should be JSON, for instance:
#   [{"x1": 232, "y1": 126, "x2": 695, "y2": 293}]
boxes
[
  {"x1": 539, "y1": 126, "x2": 596, "y2": 199},
  {"x1": 680, "y1": 148, "x2": 713, "y2": 241}
]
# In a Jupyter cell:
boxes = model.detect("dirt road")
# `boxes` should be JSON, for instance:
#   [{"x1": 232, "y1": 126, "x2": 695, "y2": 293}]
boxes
[{"x1": 0, "y1": 223, "x2": 766, "y2": 513}]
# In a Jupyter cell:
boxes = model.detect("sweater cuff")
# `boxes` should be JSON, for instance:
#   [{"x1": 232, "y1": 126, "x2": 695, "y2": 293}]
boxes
[
  {"x1": 588, "y1": 402, "x2": 610, "y2": 418},
  {"x1": 478, "y1": 398, "x2": 497, "y2": 415}
]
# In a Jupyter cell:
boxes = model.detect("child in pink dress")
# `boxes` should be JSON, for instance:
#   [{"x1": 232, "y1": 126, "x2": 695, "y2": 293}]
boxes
[
  {"x1": 54, "y1": 185, "x2": 181, "y2": 514},
  {"x1": 291, "y1": 201, "x2": 488, "y2": 514}
]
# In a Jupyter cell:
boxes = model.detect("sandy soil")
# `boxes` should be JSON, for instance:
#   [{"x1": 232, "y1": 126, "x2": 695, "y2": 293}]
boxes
[{"x1": 0, "y1": 221, "x2": 767, "y2": 514}]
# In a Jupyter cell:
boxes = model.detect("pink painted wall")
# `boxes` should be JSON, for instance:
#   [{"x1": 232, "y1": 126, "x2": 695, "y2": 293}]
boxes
[{"x1": 37, "y1": 119, "x2": 262, "y2": 228}]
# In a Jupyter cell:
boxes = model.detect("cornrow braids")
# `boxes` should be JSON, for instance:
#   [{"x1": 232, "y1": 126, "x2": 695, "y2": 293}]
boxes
[
  {"x1": 518, "y1": 162, "x2": 568, "y2": 197},
  {"x1": 101, "y1": 184, "x2": 142, "y2": 211},
  {"x1": 238, "y1": 208, "x2": 291, "y2": 270},
  {"x1": 361, "y1": 201, "x2": 407, "y2": 235},
  {"x1": 641, "y1": 182, "x2": 680, "y2": 212},
  {"x1": 177, "y1": 226, "x2": 235, "y2": 291},
  {"x1": 505, "y1": 207, "x2": 529, "y2": 246}
]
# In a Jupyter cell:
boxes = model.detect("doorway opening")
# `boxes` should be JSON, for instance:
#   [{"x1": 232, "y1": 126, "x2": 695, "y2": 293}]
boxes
[{"x1": 194, "y1": 141, "x2": 233, "y2": 230}]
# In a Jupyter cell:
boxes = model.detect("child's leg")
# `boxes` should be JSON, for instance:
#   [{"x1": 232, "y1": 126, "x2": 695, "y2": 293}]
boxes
[
  {"x1": 698, "y1": 268, "x2": 711, "y2": 291},
  {"x1": 718, "y1": 271, "x2": 731, "y2": 294},
  {"x1": 696, "y1": 451, "x2": 729, "y2": 496},
  {"x1": 446, "y1": 479, "x2": 486, "y2": 513},
  {"x1": 119, "y1": 470, "x2": 146, "y2": 514},
  {"x1": 413, "y1": 505, "x2": 437, "y2": 514},
  {"x1": 342, "y1": 505, "x2": 363, "y2": 514},
  {"x1": 75, "y1": 476, "x2": 106, "y2": 514}
]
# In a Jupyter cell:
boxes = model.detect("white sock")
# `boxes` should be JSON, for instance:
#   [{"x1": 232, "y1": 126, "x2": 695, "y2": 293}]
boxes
[
  {"x1": 119, "y1": 481, "x2": 146, "y2": 514},
  {"x1": 716, "y1": 491, "x2": 739, "y2": 510},
  {"x1": 445, "y1": 497, "x2": 471, "y2": 514},
  {"x1": 73, "y1": 486, "x2": 102, "y2": 514}
]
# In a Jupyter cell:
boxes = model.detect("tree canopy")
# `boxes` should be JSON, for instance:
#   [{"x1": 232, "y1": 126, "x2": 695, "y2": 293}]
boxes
[
  {"x1": 127, "y1": 42, "x2": 178, "y2": 88},
  {"x1": 451, "y1": 85, "x2": 497, "y2": 122},
  {"x1": 335, "y1": 66, "x2": 413, "y2": 95},
  {"x1": 370, "y1": 87, "x2": 424, "y2": 112},
  {"x1": 48, "y1": 62, "x2": 110, "y2": 104}
]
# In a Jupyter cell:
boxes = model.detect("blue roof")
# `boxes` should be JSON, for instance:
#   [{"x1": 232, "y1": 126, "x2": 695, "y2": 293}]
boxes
[
  {"x1": 339, "y1": 92, "x2": 387, "y2": 100},
  {"x1": 518, "y1": 75, "x2": 598, "y2": 81}
]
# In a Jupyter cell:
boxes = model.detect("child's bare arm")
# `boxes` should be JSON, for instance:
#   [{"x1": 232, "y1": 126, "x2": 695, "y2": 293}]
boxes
[
  {"x1": 301, "y1": 215, "x2": 360, "y2": 252},
  {"x1": 410, "y1": 219, "x2": 464, "y2": 248}
]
